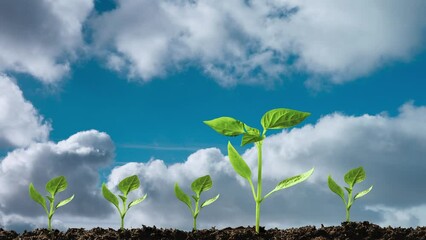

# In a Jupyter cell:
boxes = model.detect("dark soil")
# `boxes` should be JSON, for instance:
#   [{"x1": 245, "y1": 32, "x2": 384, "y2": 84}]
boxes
[{"x1": 1, "y1": 222, "x2": 426, "y2": 240}]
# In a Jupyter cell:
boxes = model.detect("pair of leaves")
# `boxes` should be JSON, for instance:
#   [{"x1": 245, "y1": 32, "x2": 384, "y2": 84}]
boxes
[
  {"x1": 102, "y1": 175, "x2": 147, "y2": 216},
  {"x1": 174, "y1": 175, "x2": 220, "y2": 217},
  {"x1": 204, "y1": 108, "x2": 310, "y2": 146},
  {"x1": 29, "y1": 176, "x2": 74, "y2": 216},
  {"x1": 228, "y1": 141, "x2": 314, "y2": 200},
  {"x1": 328, "y1": 167, "x2": 373, "y2": 210}
]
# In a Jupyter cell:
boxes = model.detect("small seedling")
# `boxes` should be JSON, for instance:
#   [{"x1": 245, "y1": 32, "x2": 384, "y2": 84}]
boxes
[
  {"x1": 174, "y1": 175, "x2": 220, "y2": 231},
  {"x1": 328, "y1": 166, "x2": 373, "y2": 222},
  {"x1": 102, "y1": 175, "x2": 147, "y2": 230},
  {"x1": 204, "y1": 108, "x2": 314, "y2": 233},
  {"x1": 28, "y1": 176, "x2": 74, "y2": 231}
]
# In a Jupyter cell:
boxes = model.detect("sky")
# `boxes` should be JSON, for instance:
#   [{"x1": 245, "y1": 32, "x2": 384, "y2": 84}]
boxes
[{"x1": 0, "y1": 0, "x2": 426, "y2": 233}]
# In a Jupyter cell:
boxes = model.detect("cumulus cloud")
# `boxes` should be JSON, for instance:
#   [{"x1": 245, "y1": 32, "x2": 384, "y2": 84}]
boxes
[
  {"x1": 91, "y1": 0, "x2": 426, "y2": 87},
  {"x1": 2, "y1": 103, "x2": 426, "y2": 232},
  {"x1": 0, "y1": 130, "x2": 115, "y2": 231},
  {"x1": 101, "y1": 102, "x2": 426, "y2": 230},
  {"x1": 0, "y1": 0, "x2": 93, "y2": 83},
  {"x1": 0, "y1": 75, "x2": 51, "y2": 148}
]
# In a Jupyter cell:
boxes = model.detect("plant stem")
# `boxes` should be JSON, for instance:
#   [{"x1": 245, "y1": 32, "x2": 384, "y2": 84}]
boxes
[
  {"x1": 48, "y1": 216, "x2": 52, "y2": 231},
  {"x1": 48, "y1": 199, "x2": 54, "y2": 231},
  {"x1": 121, "y1": 198, "x2": 127, "y2": 229},
  {"x1": 255, "y1": 141, "x2": 263, "y2": 233},
  {"x1": 193, "y1": 199, "x2": 199, "y2": 231},
  {"x1": 346, "y1": 190, "x2": 352, "y2": 222},
  {"x1": 255, "y1": 201, "x2": 260, "y2": 233},
  {"x1": 346, "y1": 208, "x2": 350, "y2": 222},
  {"x1": 121, "y1": 216, "x2": 124, "y2": 230}
]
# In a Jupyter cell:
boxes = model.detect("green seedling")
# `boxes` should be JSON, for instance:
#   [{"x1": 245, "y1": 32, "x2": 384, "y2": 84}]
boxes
[
  {"x1": 174, "y1": 175, "x2": 220, "y2": 231},
  {"x1": 328, "y1": 166, "x2": 373, "y2": 222},
  {"x1": 102, "y1": 175, "x2": 147, "y2": 230},
  {"x1": 204, "y1": 108, "x2": 314, "y2": 233},
  {"x1": 28, "y1": 176, "x2": 75, "y2": 231}
]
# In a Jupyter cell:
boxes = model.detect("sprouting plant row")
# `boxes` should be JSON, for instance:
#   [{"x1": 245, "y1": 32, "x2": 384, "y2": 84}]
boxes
[
  {"x1": 29, "y1": 174, "x2": 219, "y2": 231},
  {"x1": 29, "y1": 108, "x2": 373, "y2": 233}
]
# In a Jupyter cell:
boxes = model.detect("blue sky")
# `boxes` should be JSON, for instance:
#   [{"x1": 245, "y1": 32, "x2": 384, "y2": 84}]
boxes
[
  {"x1": 17, "y1": 50, "x2": 426, "y2": 166},
  {"x1": 1, "y1": 0, "x2": 426, "y2": 233}
]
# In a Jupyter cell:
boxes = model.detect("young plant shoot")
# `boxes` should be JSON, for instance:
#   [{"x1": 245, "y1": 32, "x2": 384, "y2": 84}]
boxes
[
  {"x1": 28, "y1": 176, "x2": 75, "y2": 231},
  {"x1": 174, "y1": 175, "x2": 220, "y2": 231},
  {"x1": 102, "y1": 175, "x2": 147, "y2": 230},
  {"x1": 328, "y1": 166, "x2": 373, "y2": 222},
  {"x1": 204, "y1": 108, "x2": 314, "y2": 233}
]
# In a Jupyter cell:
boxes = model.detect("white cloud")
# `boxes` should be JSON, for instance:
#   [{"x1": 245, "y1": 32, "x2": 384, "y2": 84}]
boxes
[
  {"x1": 2, "y1": 103, "x2": 426, "y2": 231},
  {"x1": 287, "y1": 0, "x2": 426, "y2": 88},
  {"x1": 0, "y1": 0, "x2": 93, "y2": 83},
  {"x1": 0, "y1": 75, "x2": 51, "y2": 148},
  {"x1": 91, "y1": 0, "x2": 426, "y2": 87},
  {"x1": 365, "y1": 204, "x2": 426, "y2": 227},
  {"x1": 0, "y1": 214, "x2": 37, "y2": 234},
  {"x1": 0, "y1": 130, "x2": 115, "y2": 231}
]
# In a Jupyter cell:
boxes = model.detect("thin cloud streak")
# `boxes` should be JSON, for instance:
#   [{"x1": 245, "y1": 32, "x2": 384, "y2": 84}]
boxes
[{"x1": 118, "y1": 143, "x2": 204, "y2": 151}]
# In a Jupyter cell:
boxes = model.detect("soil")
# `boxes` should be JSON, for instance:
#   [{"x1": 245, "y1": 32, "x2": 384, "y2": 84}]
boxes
[{"x1": 1, "y1": 221, "x2": 426, "y2": 240}]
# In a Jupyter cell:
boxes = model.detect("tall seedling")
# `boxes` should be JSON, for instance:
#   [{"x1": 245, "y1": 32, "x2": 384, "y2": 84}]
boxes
[
  {"x1": 29, "y1": 176, "x2": 74, "y2": 231},
  {"x1": 204, "y1": 108, "x2": 314, "y2": 233}
]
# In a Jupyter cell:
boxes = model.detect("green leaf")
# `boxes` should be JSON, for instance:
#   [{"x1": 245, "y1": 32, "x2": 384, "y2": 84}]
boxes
[
  {"x1": 227, "y1": 141, "x2": 252, "y2": 180},
  {"x1": 191, "y1": 175, "x2": 213, "y2": 196},
  {"x1": 241, "y1": 124, "x2": 263, "y2": 146},
  {"x1": 344, "y1": 187, "x2": 352, "y2": 194},
  {"x1": 46, "y1": 176, "x2": 67, "y2": 197},
  {"x1": 192, "y1": 195, "x2": 199, "y2": 202},
  {"x1": 102, "y1": 183, "x2": 120, "y2": 210},
  {"x1": 328, "y1": 175, "x2": 346, "y2": 204},
  {"x1": 244, "y1": 124, "x2": 259, "y2": 135},
  {"x1": 119, "y1": 195, "x2": 127, "y2": 203},
  {"x1": 261, "y1": 108, "x2": 310, "y2": 130},
  {"x1": 29, "y1": 183, "x2": 48, "y2": 213},
  {"x1": 46, "y1": 196, "x2": 54, "y2": 203},
  {"x1": 354, "y1": 186, "x2": 373, "y2": 200},
  {"x1": 203, "y1": 117, "x2": 245, "y2": 136},
  {"x1": 174, "y1": 183, "x2": 193, "y2": 211},
  {"x1": 241, "y1": 134, "x2": 264, "y2": 146},
  {"x1": 128, "y1": 193, "x2": 147, "y2": 208},
  {"x1": 344, "y1": 167, "x2": 366, "y2": 188},
  {"x1": 118, "y1": 175, "x2": 140, "y2": 197},
  {"x1": 201, "y1": 194, "x2": 220, "y2": 208},
  {"x1": 56, "y1": 195, "x2": 74, "y2": 208},
  {"x1": 264, "y1": 168, "x2": 314, "y2": 199}
]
